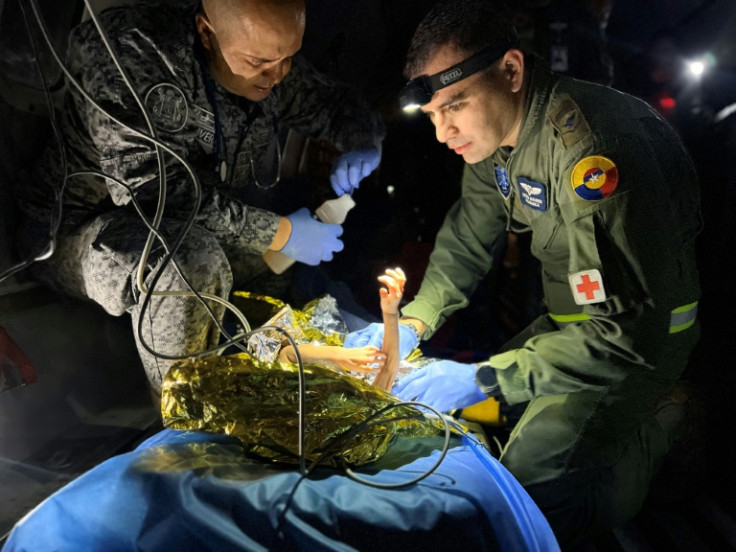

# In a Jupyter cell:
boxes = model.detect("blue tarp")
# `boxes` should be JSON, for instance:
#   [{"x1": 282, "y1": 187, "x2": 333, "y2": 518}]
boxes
[{"x1": 3, "y1": 429, "x2": 559, "y2": 551}]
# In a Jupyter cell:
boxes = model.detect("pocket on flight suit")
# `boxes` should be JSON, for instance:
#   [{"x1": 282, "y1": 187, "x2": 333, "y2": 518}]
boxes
[{"x1": 81, "y1": 213, "x2": 164, "y2": 316}]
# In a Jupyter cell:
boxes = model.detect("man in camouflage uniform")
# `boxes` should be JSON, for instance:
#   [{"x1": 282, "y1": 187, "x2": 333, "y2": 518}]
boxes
[
  {"x1": 346, "y1": 0, "x2": 700, "y2": 545},
  {"x1": 16, "y1": 0, "x2": 384, "y2": 394}
]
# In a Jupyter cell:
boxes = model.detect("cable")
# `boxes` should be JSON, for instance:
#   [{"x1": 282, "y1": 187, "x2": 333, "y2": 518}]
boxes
[
  {"x1": 24, "y1": 0, "x2": 260, "y2": 367},
  {"x1": 323, "y1": 402, "x2": 452, "y2": 488},
  {"x1": 272, "y1": 400, "x2": 457, "y2": 543},
  {"x1": 67, "y1": 170, "x2": 250, "y2": 355},
  {"x1": 201, "y1": 325, "x2": 307, "y2": 475},
  {"x1": 78, "y1": 0, "x2": 169, "y2": 301},
  {"x1": 21, "y1": 0, "x2": 313, "y2": 478},
  {"x1": 15, "y1": 4, "x2": 459, "y2": 535},
  {"x1": 0, "y1": 0, "x2": 69, "y2": 285}
]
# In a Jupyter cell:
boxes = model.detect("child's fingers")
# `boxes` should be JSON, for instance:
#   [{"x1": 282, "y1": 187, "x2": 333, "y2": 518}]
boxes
[
  {"x1": 386, "y1": 267, "x2": 405, "y2": 283},
  {"x1": 377, "y1": 274, "x2": 394, "y2": 287},
  {"x1": 377, "y1": 275, "x2": 401, "y2": 298},
  {"x1": 346, "y1": 363, "x2": 380, "y2": 374},
  {"x1": 383, "y1": 269, "x2": 406, "y2": 295}
]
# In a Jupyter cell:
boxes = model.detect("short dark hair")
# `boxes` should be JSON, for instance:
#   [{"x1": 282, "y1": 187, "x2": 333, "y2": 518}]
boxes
[{"x1": 404, "y1": 0, "x2": 519, "y2": 79}]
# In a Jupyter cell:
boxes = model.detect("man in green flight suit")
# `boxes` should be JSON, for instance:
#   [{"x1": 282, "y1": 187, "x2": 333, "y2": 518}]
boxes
[{"x1": 344, "y1": 0, "x2": 701, "y2": 546}]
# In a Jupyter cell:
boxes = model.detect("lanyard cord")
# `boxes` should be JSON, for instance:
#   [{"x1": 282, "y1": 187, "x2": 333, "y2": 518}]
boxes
[{"x1": 196, "y1": 50, "x2": 262, "y2": 186}]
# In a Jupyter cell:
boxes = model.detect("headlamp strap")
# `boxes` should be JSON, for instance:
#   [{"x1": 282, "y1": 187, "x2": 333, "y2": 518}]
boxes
[{"x1": 427, "y1": 40, "x2": 516, "y2": 92}]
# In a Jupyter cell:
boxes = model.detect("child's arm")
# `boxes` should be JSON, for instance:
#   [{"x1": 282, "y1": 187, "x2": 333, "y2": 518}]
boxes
[
  {"x1": 278, "y1": 344, "x2": 385, "y2": 373},
  {"x1": 373, "y1": 267, "x2": 406, "y2": 391}
]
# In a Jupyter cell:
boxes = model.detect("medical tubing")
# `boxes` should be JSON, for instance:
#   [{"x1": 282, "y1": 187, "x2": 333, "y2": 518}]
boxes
[
  {"x1": 312, "y1": 401, "x2": 452, "y2": 487},
  {"x1": 342, "y1": 409, "x2": 452, "y2": 488},
  {"x1": 27, "y1": 0, "x2": 257, "y2": 363},
  {"x1": 79, "y1": 0, "x2": 214, "y2": 358},
  {"x1": 67, "y1": 170, "x2": 250, "y2": 354},
  {"x1": 273, "y1": 402, "x2": 454, "y2": 542},
  {"x1": 16, "y1": 0, "x2": 436, "y2": 531},
  {"x1": 191, "y1": 325, "x2": 307, "y2": 476},
  {"x1": 79, "y1": 0, "x2": 168, "y2": 300}
]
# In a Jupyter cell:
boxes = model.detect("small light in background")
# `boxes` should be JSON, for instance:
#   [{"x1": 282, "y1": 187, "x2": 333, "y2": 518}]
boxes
[
  {"x1": 658, "y1": 95, "x2": 676, "y2": 111},
  {"x1": 687, "y1": 60, "x2": 705, "y2": 77},
  {"x1": 685, "y1": 52, "x2": 716, "y2": 80}
]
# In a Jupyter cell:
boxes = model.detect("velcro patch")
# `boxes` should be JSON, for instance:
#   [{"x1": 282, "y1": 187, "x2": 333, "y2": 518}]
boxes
[
  {"x1": 144, "y1": 83, "x2": 188, "y2": 132},
  {"x1": 494, "y1": 163, "x2": 511, "y2": 199},
  {"x1": 569, "y1": 269, "x2": 606, "y2": 305},
  {"x1": 518, "y1": 177, "x2": 547, "y2": 212},
  {"x1": 549, "y1": 96, "x2": 590, "y2": 148},
  {"x1": 571, "y1": 155, "x2": 619, "y2": 201}
]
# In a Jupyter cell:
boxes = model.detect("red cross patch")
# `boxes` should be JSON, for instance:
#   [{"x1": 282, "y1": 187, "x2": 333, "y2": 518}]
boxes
[{"x1": 569, "y1": 269, "x2": 606, "y2": 305}]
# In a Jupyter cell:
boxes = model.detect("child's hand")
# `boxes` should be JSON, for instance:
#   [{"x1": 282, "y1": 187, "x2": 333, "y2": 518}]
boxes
[
  {"x1": 332, "y1": 345, "x2": 385, "y2": 373},
  {"x1": 378, "y1": 267, "x2": 406, "y2": 316}
]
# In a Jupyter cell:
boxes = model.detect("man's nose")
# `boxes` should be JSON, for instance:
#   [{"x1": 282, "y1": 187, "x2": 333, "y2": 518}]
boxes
[
  {"x1": 433, "y1": 112, "x2": 456, "y2": 144},
  {"x1": 263, "y1": 61, "x2": 287, "y2": 84}
]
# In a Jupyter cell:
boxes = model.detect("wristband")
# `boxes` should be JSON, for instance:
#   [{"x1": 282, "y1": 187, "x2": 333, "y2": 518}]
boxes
[
  {"x1": 475, "y1": 360, "x2": 500, "y2": 397},
  {"x1": 399, "y1": 319, "x2": 423, "y2": 342}
]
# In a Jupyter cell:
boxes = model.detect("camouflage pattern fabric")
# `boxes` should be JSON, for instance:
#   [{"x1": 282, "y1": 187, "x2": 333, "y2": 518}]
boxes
[{"x1": 16, "y1": 0, "x2": 384, "y2": 392}]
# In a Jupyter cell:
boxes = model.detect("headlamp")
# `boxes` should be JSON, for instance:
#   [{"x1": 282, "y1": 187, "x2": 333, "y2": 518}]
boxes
[{"x1": 399, "y1": 41, "x2": 517, "y2": 112}]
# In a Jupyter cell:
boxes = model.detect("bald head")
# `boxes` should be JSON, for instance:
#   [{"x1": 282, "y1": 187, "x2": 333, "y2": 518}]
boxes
[{"x1": 197, "y1": 0, "x2": 306, "y2": 100}]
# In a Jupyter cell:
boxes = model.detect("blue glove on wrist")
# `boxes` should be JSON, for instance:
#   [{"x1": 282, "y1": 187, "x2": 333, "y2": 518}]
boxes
[
  {"x1": 343, "y1": 322, "x2": 419, "y2": 359},
  {"x1": 281, "y1": 207, "x2": 344, "y2": 266},
  {"x1": 330, "y1": 147, "x2": 381, "y2": 196},
  {"x1": 392, "y1": 359, "x2": 488, "y2": 413}
]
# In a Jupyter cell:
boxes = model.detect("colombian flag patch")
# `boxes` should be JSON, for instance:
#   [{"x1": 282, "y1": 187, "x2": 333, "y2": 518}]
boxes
[{"x1": 571, "y1": 155, "x2": 619, "y2": 201}]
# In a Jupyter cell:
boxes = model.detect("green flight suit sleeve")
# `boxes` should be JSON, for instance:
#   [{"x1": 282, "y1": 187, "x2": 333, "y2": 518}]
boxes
[
  {"x1": 401, "y1": 161, "x2": 508, "y2": 335},
  {"x1": 491, "y1": 126, "x2": 701, "y2": 405}
]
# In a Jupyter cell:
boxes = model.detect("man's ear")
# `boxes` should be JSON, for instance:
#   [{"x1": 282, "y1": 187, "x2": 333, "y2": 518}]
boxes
[
  {"x1": 195, "y1": 12, "x2": 214, "y2": 51},
  {"x1": 502, "y1": 48, "x2": 525, "y2": 93}
]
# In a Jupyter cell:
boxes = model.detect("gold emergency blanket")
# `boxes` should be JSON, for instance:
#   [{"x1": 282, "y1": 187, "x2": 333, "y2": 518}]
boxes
[
  {"x1": 232, "y1": 291, "x2": 345, "y2": 347},
  {"x1": 161, "y1": 353, "x2": 445, "y2": 467}
]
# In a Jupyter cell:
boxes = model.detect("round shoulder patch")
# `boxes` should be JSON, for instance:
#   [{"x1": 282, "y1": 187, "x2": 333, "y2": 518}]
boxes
[
  {"x1": 144, "y1": 83, "x2": 188, "y2": 133},
  {"x1": 570, "y1": 155, "x2": 619, "y2": 201}
]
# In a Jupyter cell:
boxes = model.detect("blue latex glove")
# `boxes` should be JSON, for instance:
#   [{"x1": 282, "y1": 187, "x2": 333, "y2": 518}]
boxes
[
  {"x1": 281, "y1": 207, "x2": 344, "y2": 265},
  {"x1": 343, "y1": 322, "x2": 418, "y2": 360},
  {"x1": 330, "y1": 147, "x2": 381, "y2": 196},
  {"x1": 392, "y1": 359, "x2": 487, "y2": 413}
]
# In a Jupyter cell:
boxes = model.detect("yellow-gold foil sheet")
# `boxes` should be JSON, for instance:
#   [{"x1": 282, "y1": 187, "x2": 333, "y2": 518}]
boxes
[
  {"x1": 161, "y1": 353, "x2": 445, "y2": 467},
  {"x1": 233, "y1": 292, "x2": 346, "y2": 353},
  {"x1": 231, "y1": 291, "x2": 286, "y2": 328}
]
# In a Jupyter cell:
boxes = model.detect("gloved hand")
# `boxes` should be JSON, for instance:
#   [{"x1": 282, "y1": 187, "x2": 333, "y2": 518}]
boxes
[
  {"x1": 343, "y1": 322, "x2": 418, "y2": 359},
  {"x1": 392, "y1": 359, "x2": 487, "y2": 413},
  {"x1": 330, "y1": 147, "x2": 381, "y2": 196},
  {"x1": 281, "y1": 207, "x2": 344, "y2": 266}
]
